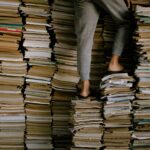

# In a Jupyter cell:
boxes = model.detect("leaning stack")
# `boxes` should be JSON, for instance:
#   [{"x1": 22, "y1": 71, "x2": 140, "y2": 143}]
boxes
[
  {"x1": 0, "y1": 0, "x2": 26, "y2": 149},
  {"x1": 132, "y1": 4, "x2": 150, "y2": 150},
  {"x1": 70, "y1": 97, "x2": 103, "y2": 150},
  {"x1": 20, "y1": 0, "x2": 54, "y2": 149},
  {"x1": 51, "y1": 0, "x2": 78, "y2": 148},
  {"x1": 100, "y1": 73, "x2": 135, "y2": 149}
]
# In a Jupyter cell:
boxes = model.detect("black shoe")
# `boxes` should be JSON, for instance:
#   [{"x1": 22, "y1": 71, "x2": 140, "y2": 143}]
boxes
[
  {"x1": 77, "y1": 94, "x2": 89, "y2": 99},
  {"x1": 74, "y1": 92, "x2": 90, "y2": 100}
]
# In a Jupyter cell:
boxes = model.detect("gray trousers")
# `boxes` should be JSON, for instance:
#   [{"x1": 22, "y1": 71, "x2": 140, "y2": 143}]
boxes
[{"x1": 74, "y1": 0, "x2": 131, "y2": 80}]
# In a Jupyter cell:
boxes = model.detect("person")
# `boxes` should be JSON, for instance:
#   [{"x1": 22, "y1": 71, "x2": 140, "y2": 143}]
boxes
[{"x1": 74, "y1": 0, "x2": 132, "y2": 98}]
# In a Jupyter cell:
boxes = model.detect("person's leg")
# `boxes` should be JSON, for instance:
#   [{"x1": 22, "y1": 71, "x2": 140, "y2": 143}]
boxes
[
  {"x1": 92, "y1": 0, "x2": 131, "y2": 71},
  {"x1": 74, "y1": 0, "x2": 99, "y2": 97}
]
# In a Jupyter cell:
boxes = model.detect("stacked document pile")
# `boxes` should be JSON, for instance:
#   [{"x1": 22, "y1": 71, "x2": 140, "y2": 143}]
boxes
[
  {"x1": 51, "y1": 0, "x2": 78, "y2": 148},
  {"x1": 0, "y1": 0, "x2": 26, "y2": 149},
  {"x1": 100, "y1": 73, "x2": 135, "y2": 150},
  {"x1": 70, "y1": 98, "x2": 103, "y2": 150},
  {"x1": 132, "y1": 5, "x2": 150, "y2": 150},
  {"x1": 52, "y1": 91, "x2": 75, "y2": 149},
  {"x1": 20, "y1": 0, "x2": 52, "y2": 65},
  {"x1": 20, "y1": 0, "x2": 54, "y2": 149},
  {"x1": 51, "y1": 0, "x2": 79, "y2": 92}
]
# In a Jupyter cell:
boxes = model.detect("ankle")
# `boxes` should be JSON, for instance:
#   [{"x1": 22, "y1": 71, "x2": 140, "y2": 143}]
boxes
[
  {"x1": 80, "y1": 80, "x2": 90, "y2": 96},
  {"x1": 108, "y1": 55, "x2": 124, "y2": 71}
]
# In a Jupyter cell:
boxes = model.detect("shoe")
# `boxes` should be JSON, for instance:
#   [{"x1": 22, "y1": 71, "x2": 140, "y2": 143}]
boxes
[
  {"x1": 77, "y1": 93, "x2": 89, "y2": 99},
  {"x1": 74, "y1": 92, "x2": 90, "y2": 100}
]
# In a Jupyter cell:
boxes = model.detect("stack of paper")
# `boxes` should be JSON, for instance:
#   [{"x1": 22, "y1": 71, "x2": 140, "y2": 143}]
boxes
[
  {"x1": 20, "y1": 0, "x2": 52, "y2": 66},
  {"x1": 52, "y1": 91, "x2": 75, "y2": 149},
  {"x1": 20, "y1": 0, "x2": 54, "y2": 149},
  {"x1": 132, "y1": 5, "x2": 150, "y2": 150},
  {"x1": 0, "y1": 0, "x2": 26, "y2": 149},
  {"x1": 51, "y1": 0, "x2": 78, "y2": 148},
  {"x1": 100, "y1": 73, "x2": 135, "y2": 149},
  {"x1": 70, "y1": 98, "x2": 103, "y2": 150},
  {"x1": 51, "y1": 0, "x2": 79, "y2": 92},
  {"x1": 0, "y1": 0, "x2": 26, "y2": 76}
]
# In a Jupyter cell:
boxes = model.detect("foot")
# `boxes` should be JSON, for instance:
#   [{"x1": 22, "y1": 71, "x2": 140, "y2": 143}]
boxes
[
  {"x1": 79, "y1": 80, "x2": 90, "y2": 98},
  {"x1": 108, "y1": 63, "x2": 124, "y2": 72},
  {"x1": 108, "y1": 55, "x2": 124, "y2": 72}
]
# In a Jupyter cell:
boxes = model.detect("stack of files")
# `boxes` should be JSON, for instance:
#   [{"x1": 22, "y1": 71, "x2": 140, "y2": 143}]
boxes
[
  {"x1": 100, "y1": 73, "x2": 135, "y2": 149},
  {"x1": 102, "y1": 14, "x2": 135, "y2": 71},
  {"x1": 70, "y1": 98, "x2": 103, "y2": 149},
  {"x1": 0, "y1": 0, "x2": 26, "y2": 149},
  {"x1": 0, "y1": 90, "x2": 25, "y2": 150},
  {"x1": 25, "y1": 65, "x2": 55, "y2": 150},
  {"x1": 51, "y1": 0, "x2": 79, "y2": 92},
  {"x1": 51, "y1": 0, "x2": 78, "y2": 149},
  {"x1": 132, "y1": 4, "x2": 150, "y2": 150},
  {"x1": 90, "y1": 21, "x2": 107, "y2": 90},
  {"x1": 132, "y1": 98, "x2": 150, "y2": 150},
  {"x1": 0, "y1": 0, "x2": 22, "y2": 34},
  {"x1": 52, "y1": 91, "x2": 76, "y2": 149},
  {"x1": 20, "y1": 0, "x2": 55, "y2": 149},
  {"x1": 20, "y1": 0, "x2": 52, "y2": 66},
  {"x1": 0, "y1": 0, "x2": 26, "y2": 76}
]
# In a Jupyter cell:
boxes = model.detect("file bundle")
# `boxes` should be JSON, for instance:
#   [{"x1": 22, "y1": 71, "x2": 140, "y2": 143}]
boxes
[
  {"x1": 20, "y1": 0, "x2": 54, "y2": 149},
  {"x1": 100, "y1": 73, "x2": 135, "y2": 150},
  {"x1": 0, "y1": 0, "x2": 26, "y2": 149},
  {"x1": 132, "y1": 4, "x2": 150, "y2": 150},
  {"x1": 70, "y1": 98, "x2": 103, "y2": 150}
]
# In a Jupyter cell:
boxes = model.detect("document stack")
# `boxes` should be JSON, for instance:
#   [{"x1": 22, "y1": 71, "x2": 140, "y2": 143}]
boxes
[
  {"x1": 0, "y1": 0, "x2": 26, "y2": 149},
  {"x1": 52, "y1": 91, "x2": 75, "y2": 149},
  {"x1": 51, "y1": 0, "x2": 77, "y2": 148},
  {"x1": 70, "y1": 98, "x2": 103, "y2": 150},
  {"x1": 100, "y1": 73, "x2": 135, "y2": 150},
  {"x1": 51, "y1": 0, "x2": 79, "y2": 92},
  {"x1": 132, "y1": 4, "x2": 150, "y2": 150},
  {"x1": 20, "y1": 0, "x2": 54, "y2": 149},
  {"x1": 20, "y1": 0, "x2": 52, "y2": 66}
]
